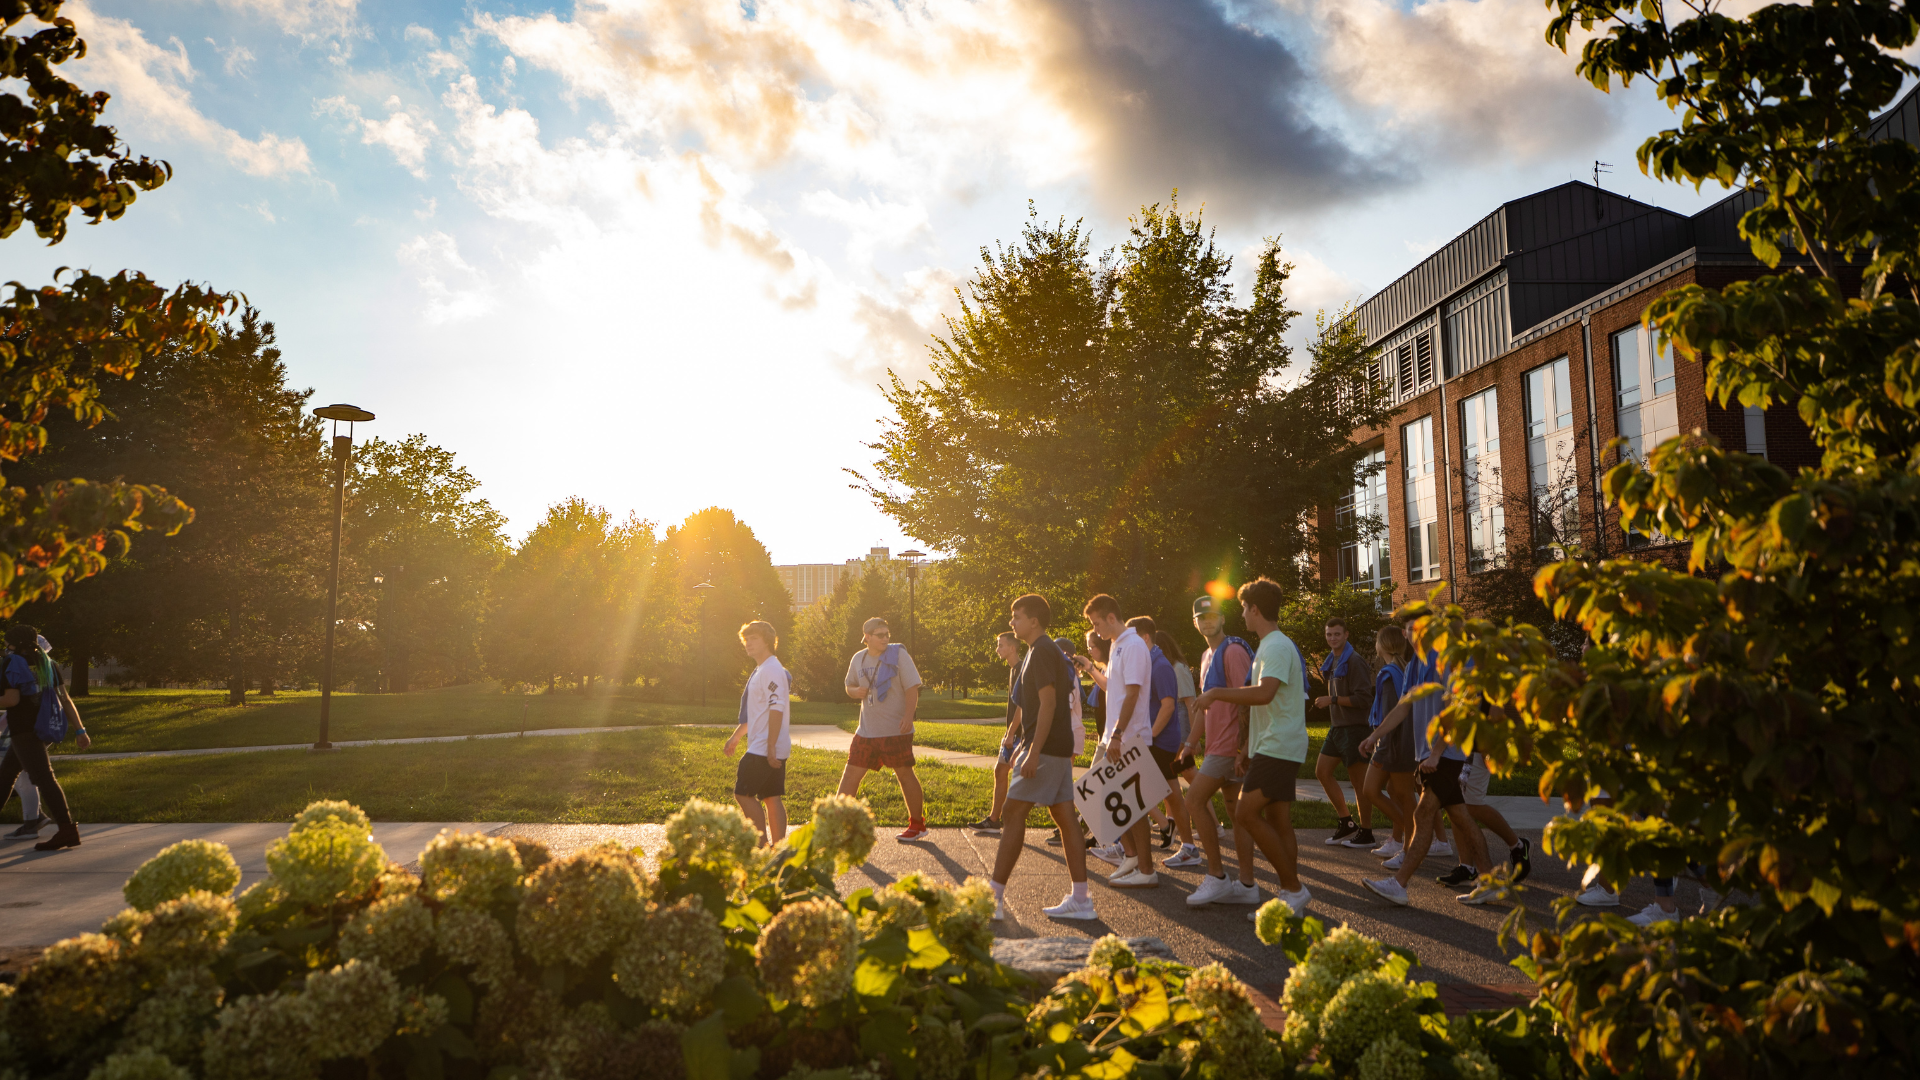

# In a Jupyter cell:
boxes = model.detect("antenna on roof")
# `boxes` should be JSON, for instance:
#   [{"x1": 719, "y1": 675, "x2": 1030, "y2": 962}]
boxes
[{"x1": 1592, "y1": 160, "x2": 1614, "y2": 220}]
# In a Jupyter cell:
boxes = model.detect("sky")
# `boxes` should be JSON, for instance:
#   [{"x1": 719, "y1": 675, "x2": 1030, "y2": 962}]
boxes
[{"x1": 2, "y1": 0, "x2": 1750, "y2": 564}]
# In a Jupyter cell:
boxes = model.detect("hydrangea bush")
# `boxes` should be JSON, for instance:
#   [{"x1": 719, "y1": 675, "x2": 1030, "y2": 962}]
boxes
[{"x1": 0, "y1": 795, "x2": 1554, "y2": 1079}]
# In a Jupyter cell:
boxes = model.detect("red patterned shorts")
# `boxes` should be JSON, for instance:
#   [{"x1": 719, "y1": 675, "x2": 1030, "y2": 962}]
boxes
[{"x1": 848, "y1": 733, "x2": 916, "y2": 771}]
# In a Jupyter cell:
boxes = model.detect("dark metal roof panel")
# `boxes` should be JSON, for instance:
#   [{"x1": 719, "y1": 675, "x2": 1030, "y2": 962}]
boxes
[
  {"x1": 1868, "y1": 81, "x2": 1920, "y2": 147},
  {"x1": 1502, "y1": 182, "x2": 1670, "y2": 252},
  {"x1": 1505, "y1": 209, "x2": 1695, "y2": 330},
  {"x1": 1354, "y1": 210, "x2": 1504, "y2": 344}
]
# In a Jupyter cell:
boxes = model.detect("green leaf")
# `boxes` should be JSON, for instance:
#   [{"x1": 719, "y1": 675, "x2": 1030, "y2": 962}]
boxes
[
  {"x1": 855, "y1": 957, "x2": 903, "y2": 998},
  {"x1": 428, "y1": 973, "x2": 475, "y2": 1025},
  {"x1": 1806, "y1": 876, "x2": 1842, "y2": 916},
  {"x1": 859, "y1": 1010, "x2": 914, "y2": 1071},
  {"x1": 865, "y1": 926, "x2": 911, "y2": 964},
  {"x1": 682, "y1": 1012, "x2": 731, "y2": 1080},
  {"x1": 712, "y1": 975, "x2": 765, "y2": 1029},
  {"x1": 905, "y1": 926, "x2": 952, "y2": 970}
]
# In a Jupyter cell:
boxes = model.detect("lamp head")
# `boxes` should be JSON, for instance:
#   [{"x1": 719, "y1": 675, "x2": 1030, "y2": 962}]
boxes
[{"x1": 314, "y1": 404, "x2": 375, "y2": 422}]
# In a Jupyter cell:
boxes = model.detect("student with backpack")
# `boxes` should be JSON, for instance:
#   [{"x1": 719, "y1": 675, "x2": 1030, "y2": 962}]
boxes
[{"x1": 0, "y1": 625, "x2": 83, "y2": 851}]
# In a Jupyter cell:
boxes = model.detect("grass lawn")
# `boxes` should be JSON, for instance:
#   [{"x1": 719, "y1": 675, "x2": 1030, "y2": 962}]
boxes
[
  {"x1": 20, "y1": 724, "x2": 1338, "y2": 828},
  {"x1": 52, "y1": 684, "x2": 1003, "y2": 755}
]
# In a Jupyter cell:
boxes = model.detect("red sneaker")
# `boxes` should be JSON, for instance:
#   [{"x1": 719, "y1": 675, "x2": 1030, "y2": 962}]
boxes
[{"x1": 896, "y1": 822, "x2": 929, "y2": 842}]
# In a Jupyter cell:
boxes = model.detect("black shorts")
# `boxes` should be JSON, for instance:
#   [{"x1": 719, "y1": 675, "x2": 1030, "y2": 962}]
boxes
[
  {"x1": 734, "y1": 753, "x2": 787, "y2": 799},
  {"x1": 1150, "y1": 745, "x2": 1184, "y2": 781},
  {"x1": 1320, "y1": 725, "x2": 1369, "y2": 766},
  {"x1": 1417, "y1": 757, "x2": 1466, "y2": 809},
  {"x1": 1370, "y1": 720, "x2": 1417, "y2": 774},
  {"x1": 1241, "y1": 754, "x2": 1300, "y2": 803}
]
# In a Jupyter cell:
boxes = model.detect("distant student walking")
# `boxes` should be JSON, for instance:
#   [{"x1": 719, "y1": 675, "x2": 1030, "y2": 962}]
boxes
[
  {"x1": 838, "y1": 617, "x2": 929, "y2": 842},
  {"x1": 723, "y1": 620, "x2": 791, "y2": 846},
  {"x1": 0, "y1": 625, "x2": 82, "y2": 851}
]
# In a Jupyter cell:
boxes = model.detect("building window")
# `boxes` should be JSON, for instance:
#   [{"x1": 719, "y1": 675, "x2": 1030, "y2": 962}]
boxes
[
  {"x1": 1743, "y1": 404, "x2": 1769, "y2": 459},
  {"x1": 1402, "y1": 416, "x2": 1440, "y2": 582},
  {"x1": 1525, "y1": 356, "x2": 1579, "y2": 555},
  {"x1": 1337, "y1": 447, "x2": 1390, "y2": 592},
  {"x1": 1612, "y1": 324, "x2": 1680, "y2": 462},
  {"x1": 1459, "y1": 386, "x2": 1504, "y2": 572}
]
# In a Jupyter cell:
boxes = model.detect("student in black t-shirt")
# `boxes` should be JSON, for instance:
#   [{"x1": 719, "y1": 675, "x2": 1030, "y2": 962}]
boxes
[
  {"x1": 0, "y1": 624, "x2": 78, "y2": 851},
  {"x1": 987, "y1": 594, "x2": 1096, "y2": 923}
]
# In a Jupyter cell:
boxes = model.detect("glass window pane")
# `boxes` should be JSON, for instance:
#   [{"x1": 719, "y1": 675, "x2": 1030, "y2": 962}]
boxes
[
  {"x1": 1612, "y1": 328, "x2": 1640, "y2": 407},
  {"x1": 1553, "y1": 358, "x2": 1573, "y2": 430},
  {"x1": 1525, "y1": 368, "x2": 1546, "y2": 437},
  {"x1": 1652, "y1": 333, "x2": 1675, "y2": 397}
]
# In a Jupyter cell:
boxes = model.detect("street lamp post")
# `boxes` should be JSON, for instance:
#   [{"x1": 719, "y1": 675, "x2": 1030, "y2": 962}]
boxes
[
  {"x1": 312, "y1": 403, "x2": 374, "y2": 752},
  {"x1": 898, "y1": 550, "x2": 925, "y2": 655},
  {"x1": 692, "y1": 581, "x2": 715, "y2": 708},
  {"x1": 372, "y1": 572, "x2": 385, "y2": 693}
]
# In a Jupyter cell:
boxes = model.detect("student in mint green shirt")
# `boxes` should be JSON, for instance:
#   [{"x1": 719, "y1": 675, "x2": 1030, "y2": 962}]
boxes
[{"x1": 1186, "y1": 577, "x2": 1313, "y2": 925}]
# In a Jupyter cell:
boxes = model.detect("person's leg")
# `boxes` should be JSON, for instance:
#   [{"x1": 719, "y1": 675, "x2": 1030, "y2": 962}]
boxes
[
  {"x1": 763, "y1": 797, "x2": 787, "y2": 845},
  {"x1": 1165, "y1": 774, "x2": 1193, "y2": 846},
  {"x1": 1233, "y1": 788, "x2": 1302, "y2": 893},
  {"x1": 1186, "y1": 772, "x2": 1227, "y2": 874},
  {"x1": 1388, "y1": 773, "x2": 1418, "y2": 842},
  {"x1": 1314, "y1": 753, "x2": 1350, "y2": 819},
  {"x1": 1047, "y1": 802, "x2": 1088, "y2": 884},
  {"x1": 6, "y1": 725, "x2": 69, "y2": 827},
  {"x1": 1127, "y1": 818, "x2": 1155, "y2": 873},
  {"x1": 990, "y1": 759, "x2": 1012, "y2": 823},
  {"x1": 991, "y1": 798, "x2": 1037, "y2": 884},
  {"x1": 1392, "y1": 793, "x2": 1442, "y2": 887},
  {"x1": 1221, "y1": 784, "x2": 1252, "y2": 873},
  {"x1": 735, "y1": 794, "x2": 769, "y2": 841},
  {"x1": 1467, "y1": 803, "x2": 1519, "y2": 849},
  {"x1": 836, "y1": 764, "x2": 870, "y2": 799},
  {"x1": 895, "y1": 765, "x2": 926, "y2": 824},
  {"x1": 1360, "y1": 763, "x2": 1403, "y2": 835},
  {"x1": 1443, "y1": 803, "x2": 1492, "y2": 873},
  {"x1": 1263, "y1": 802, "x2": 1303, "y2": 892}
]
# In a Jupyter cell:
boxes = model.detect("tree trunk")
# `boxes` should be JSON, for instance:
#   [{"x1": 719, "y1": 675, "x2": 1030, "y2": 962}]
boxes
[
  {"x1": 258, "y1": 647, "x2": 276, "y2": 696},
  {"x1": 227, "y1": 590, "x2": 245, "y2": 707}
]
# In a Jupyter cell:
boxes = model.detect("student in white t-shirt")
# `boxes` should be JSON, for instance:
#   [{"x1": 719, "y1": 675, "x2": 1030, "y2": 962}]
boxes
[
  {"x1": 1083, "y1": 593, "x2": 1159, "y2": 888},
  {"x1": 723, "y1": 620, "x2": 792, "y2": 845}
]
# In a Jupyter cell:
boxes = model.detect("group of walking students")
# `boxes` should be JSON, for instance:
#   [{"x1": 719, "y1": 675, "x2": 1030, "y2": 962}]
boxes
[
  {"x1": 718, "y1": 578, "x2": 1612, "y2": 930},
  {"x1": 0, "y1": 623, "x2": 91, "y2": 852}
]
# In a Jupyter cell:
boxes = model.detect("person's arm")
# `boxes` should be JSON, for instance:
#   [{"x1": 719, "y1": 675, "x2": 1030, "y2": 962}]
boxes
[
  {"x1": 846, "y1": 657, "x2": 868, "y2": 701},
  {"x1": 1021, "y1": 684, "x2": 1056, "y2": 777},
  {"x1": 902, "y1": 683, "x2": 920, "y2": 734},
  {"x1": 1098, "y1": 683, "x2": 1144, "y2": 761},
  {"x1": 1358, "y1": 696, "x2": 1412, "y2": 757},
  {"x1": 1150, "y1": 696, "x2": 1175, "y2": 738},
  {"x1": 59, "y1": 684, "x2": 89, "y2": 752},
  {"x1": 1003, "y1": 707, "x2": 1022, "y2": 748},
  {"x1": 0, "y1": 688, "x2": 17, "y2": 709},
  {"x1": 1192, "y1": 678, "x2": 1280, "y2": 710},
  {"x1": 1076, "y1": 655, "x2": 1109, "y2": 690},
  {"x1": 768, "y1": 706, "x2": 787, "y2": 769},
  {"x1": 724, "y1": 719, "x2": 747, "y2": 756},
  {"x1": 1345, "y1": 656, "x2": 1374, "y2": 715}
]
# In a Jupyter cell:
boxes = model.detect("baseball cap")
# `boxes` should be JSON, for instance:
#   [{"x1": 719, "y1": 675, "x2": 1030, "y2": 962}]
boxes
[{"x1": 1192, "y1": 595, "x2": 1219, "y2": 618}]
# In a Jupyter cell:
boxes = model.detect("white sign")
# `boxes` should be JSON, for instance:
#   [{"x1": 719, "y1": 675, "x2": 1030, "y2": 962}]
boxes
[{"x1": 1073, "y1": 737, "x2": 1173, "y2": 847}]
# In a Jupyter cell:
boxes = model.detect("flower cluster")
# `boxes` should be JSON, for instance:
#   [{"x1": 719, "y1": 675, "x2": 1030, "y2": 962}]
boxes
[
  {"x1": 338, "y1": 892, "x2": 433, "y2": 972},
  {"x1": 1319, "y1": 971, "x2": 1423, "y2": 1069},
  {"x1": 291, "y1": 800, "x2": 371, "y2": 835},
  {"x1": 420, "y1": 829, "x2": 524, "y2": 909},
  {"x1": 663, "y1": 797, "x2": 759, "y2": 869},
  {"x1": 612, "y1": 896, "x2": 726, "y2": 1013},
  {"x1": 122, "y1": 840, "x2": 241, "y2": 912},
  {"x1": 755, "y1": 897, "x2": 858, "y2": 1008},
  {"x1": 1280, "y1": 924, "x2": 1385, "y2": 1044},
  {"x1": 6, "y1": 933, "x2": 141, "y2": 1060},
  {"x1": 437, "y1": 906, "x2": 516, "y2": 989},
  {"x1": 912, "y1": 1018, "x2": 968, "y2": 1080},
  {"x1": 82, "y1": 1047, "x2": 191, "y2": 1080},
  {"x1": 1087, "y1": 934, "x2": 1137, "y2": 971},
  {"x1": 117, "y1": 967, "x2": 223, "y2": 1067},
  {"x1": 856, "y1": 885, "x2": 924, "y2": 938},
  {"x1": 920, "y1": 876, "x2": 994, "y2": 960},
  {"x1": 264, "y1": 819, "x2": 387, "y2": 909},
  {"x1": 200, "y1": 993, "x2": 317, "y2": 1080},
  {"x1": 516, "y1": 842, "x2": 648, "y2": 968},
  {"x1": 1357, "y1": 1033, "x2": 1425, "y2": 1080},
  {"x1": 114, "y1": 891, "x2": 237, "y2": 972},
  {"x1": 304, "y1": 960, "x2": 400, "y2": 1060},
  {"x1": 808, "y1": 794, "x2": 875, "y2": 872},
  {"x1": 521, "y1": 1001, "x2": 684, "y2": 1080},
  {"x1": 233, "y1": 880, "x2": 289, "y2": 931}
]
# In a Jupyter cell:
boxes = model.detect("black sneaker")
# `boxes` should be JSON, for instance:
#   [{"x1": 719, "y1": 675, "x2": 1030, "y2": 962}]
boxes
[
  {"x1": 1045, "y1": 828, "x2": 1063, "y2": 846},
  {"x1": 1436, "y1": 863, "x2": 1477, "y2": 888},
  {"x1": 1157, "y1": 822, "x2": 1174, "y2": 850},
  {"x1": 1339, "y1": 828, "x2": 1377, "y2": 849},
  {"x1": 969, "y1": 817, "x2": 1002, "y2": 836},
  {"x1": 1509, "y1": 838, "x2": 1532, "y2": 884},
  {"x1": 1324, "y1": 817, "x2": 1359, "y2": 846}
]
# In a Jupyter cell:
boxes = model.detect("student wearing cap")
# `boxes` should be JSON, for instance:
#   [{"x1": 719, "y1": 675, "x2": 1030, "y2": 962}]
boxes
[
  {"x1": 1187, "y1": 578, "x2": 1314, "y2": 919},
  {"x1": 1182, "y1": 594, "x2": 1259, "y2": 906},
  {"x1": 839, "y1": 616, "x2": 928, "y2": 842}
]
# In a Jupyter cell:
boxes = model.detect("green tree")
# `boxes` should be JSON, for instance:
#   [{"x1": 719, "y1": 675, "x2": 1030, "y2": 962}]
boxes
[
  {"x1": 16, "y1": 311, "x2": 327, "y2": 698},
  {"x1": 663, "y1": 507, "x2": 791, "y2": 703},
  {"x1": 0, "y1": 2, "x2": 233, "y2": 615},
  {"x1": 346, "y1": 435, "x2": 508, "y2": 691},
  {"x1": 862, "y1": 198, "x2": 1392, "y2": 652},
  {"x1": 1419, "y1": 2, "x2": 1920, "y2": 1074}
]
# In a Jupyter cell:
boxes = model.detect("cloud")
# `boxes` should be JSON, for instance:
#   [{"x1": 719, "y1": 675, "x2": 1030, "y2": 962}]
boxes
[
  {"x1": 204, "y1": 0, "x2": 359, "y2": 41},
  {"x1": 1280, "y1": 0, "x2": 1621, "y2": 163},
  {"x1": 68, "y1": 3, "x2": 311, "y2": 176},
  {"x1": 395, "y1": 231, "x2": 490, "y2": 323},
  {"x1": 318, "y1": 95, "x2": 438, "y2": 177},
  {"x1": 204, "y1": 37, "x2": 255, "y2": 75},
  {"x1": 475, "y1": 0, "x2": 1384, "y2": 221}
]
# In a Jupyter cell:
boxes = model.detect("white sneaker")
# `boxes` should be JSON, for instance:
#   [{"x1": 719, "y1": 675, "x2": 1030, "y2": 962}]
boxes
[
  {"x1": 1428, "y1": 840, "x2": 1455, "y2": 858},
  {"x1": 1165, "y1": 844, "x2": 1204, "y2": 868},
  {"x1": 1382, "y1": 852, "x2": 1405, "y2": 871},
  {"x1": 1043, "y1": 893, "x2": 1098, "y2": 920},
  {"x1": 1575, "y1": 884, "x2": 1620, "y2": 907},
  {"x1": 1276, "y1": 885, "x2": 1311, "y2": 916},
  {"x1": 1109, "y1": 869, "x2": 1159, "y2": 889},
  {"x1": 1373, "y1": 838, "x2": 1403, "y2": 858},
  {"x1": 1227, "y1": 879, "x2": 1262, "y2": 905},
  {"x1": 992, "y1": 899, "x2": 1008, "y2": 922},
  {"x1": 1187, "y1": 873, "x2": 1235, "y2": 907},
  {"x1": 1628, "y1": 902, "x2": 1678, "y2": 926},
  {"x1": 1364, "y1": 877, "x2": 1410, "y2": 906},
  {"x1": 1091, "y1": 843, "x2": 1127, "y2": 864},
  {"x1": 1112, "y1": 856, "x2": 1138, "y2": 879},
  {"x1": 1456, "y1": 887, "x2": 1498, "y2": 906}
]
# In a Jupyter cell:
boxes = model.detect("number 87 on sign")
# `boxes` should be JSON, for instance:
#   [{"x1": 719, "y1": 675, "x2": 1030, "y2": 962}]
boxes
[{"x1": 1072, "y1": 737, "x2": 1172, "y2": 847}]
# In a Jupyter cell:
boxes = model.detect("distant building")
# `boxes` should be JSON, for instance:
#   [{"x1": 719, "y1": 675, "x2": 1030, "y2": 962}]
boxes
[{"x1": 775, "y1": 546, "x2": 899, "y2": 611}]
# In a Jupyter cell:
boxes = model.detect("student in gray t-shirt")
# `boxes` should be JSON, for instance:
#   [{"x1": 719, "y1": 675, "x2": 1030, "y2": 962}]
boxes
[{"x1": 835, "y1": 617, "x2": 928, "y2": 841}]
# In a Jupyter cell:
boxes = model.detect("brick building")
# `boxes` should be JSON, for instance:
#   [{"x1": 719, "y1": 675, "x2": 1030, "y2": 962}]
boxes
[{"x1": 1321, "y1": 178, "x2": 1832, "y2": 609}]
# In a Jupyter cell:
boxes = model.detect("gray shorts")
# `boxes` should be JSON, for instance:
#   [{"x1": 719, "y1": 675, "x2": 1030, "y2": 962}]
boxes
[
  {"x1": 1461, "y1": 754, "x2": 1490, "y2": 806},
  {"x1": 1006, "y1": 752, "x2": 1076, "y2": 807},
  {"x1": 1196, "y1": 754, "x2": 1242, "y2": 782}
]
